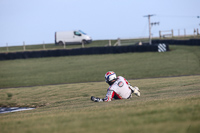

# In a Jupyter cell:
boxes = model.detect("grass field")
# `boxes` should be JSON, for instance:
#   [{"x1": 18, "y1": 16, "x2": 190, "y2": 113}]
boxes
[
  {"x1": 0, "y1": 75, "x2": 200, "y2": 133},
  {"x1": 0, "y1": 41, "x2": 200, "y2": 133},
  {"x1": 0, "y1": 45, "x2": 200, "y2": 88}
]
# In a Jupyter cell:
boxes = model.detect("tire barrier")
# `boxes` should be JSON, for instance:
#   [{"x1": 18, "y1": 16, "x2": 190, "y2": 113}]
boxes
[
  {"x1": 152, "y1": 39, "x2": 200, "y2": 46},
  {"x1": 0, "y1": 44, "x2": 169, "y2": 60}
]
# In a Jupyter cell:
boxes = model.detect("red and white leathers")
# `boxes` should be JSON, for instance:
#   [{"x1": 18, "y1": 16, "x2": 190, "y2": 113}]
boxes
[{"x1": 103, "y1": 76, "x2": 132, "y2": 102}]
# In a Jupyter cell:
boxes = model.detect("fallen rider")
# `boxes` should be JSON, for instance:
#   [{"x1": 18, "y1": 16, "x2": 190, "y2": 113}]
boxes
[{"x1": 91, "y1": 71, "x2": 140, "y2": 102}]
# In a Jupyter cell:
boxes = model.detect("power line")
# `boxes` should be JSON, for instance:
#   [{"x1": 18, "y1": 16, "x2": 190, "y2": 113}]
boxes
[{"x1": 157, "y1": 15, "x2": 198, "y2": 18}]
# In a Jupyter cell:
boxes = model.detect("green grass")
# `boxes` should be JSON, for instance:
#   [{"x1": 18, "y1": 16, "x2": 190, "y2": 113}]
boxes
[
  {"x1": 0, "y1": 38, "x2": 200, "y2": 133},
  {"x1": 0, "y1": 45, "x2": 200, "y2": 88},
  {"x1": 0, "y1": 75, "x2": 200, "y2": 133}
]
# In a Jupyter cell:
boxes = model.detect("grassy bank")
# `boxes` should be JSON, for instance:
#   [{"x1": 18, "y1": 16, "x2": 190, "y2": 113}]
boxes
[
  {"x1": 0, "y1": 45, "x2": 200, "y2": 88},
  {"x1": 0, "y1": 75, "x2": 200, "y2": 133}
]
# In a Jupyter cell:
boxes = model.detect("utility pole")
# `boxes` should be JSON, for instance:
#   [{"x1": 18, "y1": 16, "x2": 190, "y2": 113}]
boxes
[{"x1": 144, "y1": 14, "x2": 155, "y2": 45}]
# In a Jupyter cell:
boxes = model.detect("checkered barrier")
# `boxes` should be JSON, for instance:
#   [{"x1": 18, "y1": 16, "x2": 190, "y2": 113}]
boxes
[{"x1": 158, "y1": 43, "x2": 167, "y2": 52}]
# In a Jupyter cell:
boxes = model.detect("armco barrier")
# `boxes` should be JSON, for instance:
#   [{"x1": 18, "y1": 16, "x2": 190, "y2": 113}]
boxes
[
  {"x1": 0, "y1": 44, "x2": 169, "y2": 60},
  {"x1": 152, "y1": 39, "x2": 200, "y2": 46}
]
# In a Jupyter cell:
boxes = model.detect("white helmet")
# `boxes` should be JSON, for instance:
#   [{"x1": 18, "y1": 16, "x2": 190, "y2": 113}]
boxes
[{"x1": 105, "y1": 71, "x2": 117, "y2": 84}]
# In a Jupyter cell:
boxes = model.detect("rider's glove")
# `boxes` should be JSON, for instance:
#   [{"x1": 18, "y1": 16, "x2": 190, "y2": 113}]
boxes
[{"x1": 91, "y1": 96, "x2": 103, "y2": 102}]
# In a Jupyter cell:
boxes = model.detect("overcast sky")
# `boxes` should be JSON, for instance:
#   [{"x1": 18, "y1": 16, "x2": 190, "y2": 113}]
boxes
[{"x1": 0, "y1": 0, "x2": 199, "y2": 46}]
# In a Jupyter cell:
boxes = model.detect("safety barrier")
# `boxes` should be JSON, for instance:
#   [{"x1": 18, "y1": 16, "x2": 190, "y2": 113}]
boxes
[
  {"x1": 0, "y1": 44, "x2": 169, "y2": 60},
  {"x1": 152, "y1": 39, "x2": 200, "y2": 46}
]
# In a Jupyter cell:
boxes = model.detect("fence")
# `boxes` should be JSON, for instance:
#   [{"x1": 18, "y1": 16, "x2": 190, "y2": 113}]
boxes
[
  {"x1": 105, "y1": 37, "x2": 200, "y2": 48},
  {"x1": 0, "y1": 41, "x2": 49, "y2": 52},
  {"x1": 0, "y1": 40, "x2": 91, "y2": 53},
  {"x1": 159, "y1": 28, "x2": 200, "y2": 38},
  {"x1": 105, "y1": 38, "x2": 149, "y2": 46}
]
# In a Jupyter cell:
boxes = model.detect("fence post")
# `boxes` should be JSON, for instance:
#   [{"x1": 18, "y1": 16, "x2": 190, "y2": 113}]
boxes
[
  {"x1": 159, "y1": 31, "x2": 161, "y2": 38},
  {"x1": 6, "y1": 43, "x2": 9, "y2": 52},
  {"x1": 43, "y1": 41, "x2": 46, "y2": 50},
  {"x1": 63, "y1": 41, "x2": 66, "y2": 48},
  {"x1": 23, "y1": 41, "x2": 26, "y2": 51},
  {"x1": 184, "y1": 29, "x2": 186, "y2": 36},
  {"x1": 82, "y1": 41, "x2": 84, "y2": 48},
  {"x1": 109, "y1": 40, "x2": 111, "y2": 46},
  {"x1": 171, "y1": 29, "x2": 174, "y2": 37},
  {"x1": 118, "y1": 38, "x2": 121, "y2": 46},
  {"x1": 194, "y1": 29, "x2": 196, "y2": 36}
]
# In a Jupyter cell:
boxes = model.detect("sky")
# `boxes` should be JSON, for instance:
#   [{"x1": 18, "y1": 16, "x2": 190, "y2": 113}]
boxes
[{"x1": 0, "y1": 0, "x2": 200, "y2": 46}]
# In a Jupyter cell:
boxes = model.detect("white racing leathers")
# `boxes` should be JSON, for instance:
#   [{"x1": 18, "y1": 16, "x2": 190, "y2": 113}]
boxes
[{"x1": 103, "y1": 76, "x2": 132, "y2": 102}]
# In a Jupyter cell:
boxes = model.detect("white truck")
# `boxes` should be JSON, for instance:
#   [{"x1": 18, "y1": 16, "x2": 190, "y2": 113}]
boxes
[{"x1": 55, "y1": 30, "x2": 92, "y2": 45}]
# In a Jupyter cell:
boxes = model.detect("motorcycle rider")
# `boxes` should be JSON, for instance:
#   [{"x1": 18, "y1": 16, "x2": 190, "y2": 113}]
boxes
[{"x1": 91, "y1": 71, "x2": 140, "y2": 102}]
